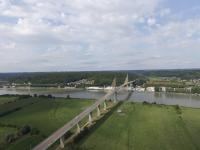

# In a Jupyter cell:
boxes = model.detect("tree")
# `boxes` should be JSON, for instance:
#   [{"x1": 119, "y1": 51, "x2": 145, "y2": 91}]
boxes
[
  {"x1": 192, "y1": 86, "x2": 200, "y2": 94},
  {"x1": 20, "y1": 125, "x2": 31, "y2": 135},
  {"x1": 66, "y1": 94, "x2": 71, "y2": 99},
  {"x1": 5, "y1": 133, "x2": 15, "y2": 143},
  {"x1": 155, "y1": 86, "x2": 160, "y2": 92}
]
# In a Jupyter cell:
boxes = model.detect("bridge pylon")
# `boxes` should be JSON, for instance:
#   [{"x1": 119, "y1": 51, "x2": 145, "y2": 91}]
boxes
[
  {"x1": 111, "y1": 78, "x2": 116, "y2": 88},
  {"x1": 124, "y1": 74, "x2": 129, "y2": 85},
  {"x1": 33, "y1": 76, "x2": 135, "y2": 150},
  {"x1": 111, "y1": 78, "x2": 117, "y2": 103}
]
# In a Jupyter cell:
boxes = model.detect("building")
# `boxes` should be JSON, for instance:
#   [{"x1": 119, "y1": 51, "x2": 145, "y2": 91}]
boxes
[
  {"x1": 67, "y1": 79, "x2": 95, "y2": 86},
  {"x1": 86, "y1": 87, "x2": 104, "y2": 90},
  {"x1": 135, "y1": 86, "x2": 145, "y2": 92},
  {"x1": 161, "y1": 87, "x2": 166, "y2": 92},
  {"x1": 146, "y1": 87, "x2": 155, "y2": 92}
]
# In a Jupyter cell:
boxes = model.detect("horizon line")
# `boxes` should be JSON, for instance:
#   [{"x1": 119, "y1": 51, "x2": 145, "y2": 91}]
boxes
[{"x1": 0, "y1": 68, "x2": 200, "y2": 74}]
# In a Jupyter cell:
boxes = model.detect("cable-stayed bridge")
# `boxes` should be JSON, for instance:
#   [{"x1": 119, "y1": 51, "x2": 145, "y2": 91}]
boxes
[{"x1": 33, "y1": 75, "x2": 134, "y2": 150}]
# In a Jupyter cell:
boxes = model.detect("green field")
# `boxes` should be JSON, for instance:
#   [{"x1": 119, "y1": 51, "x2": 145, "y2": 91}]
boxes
[
  {"x1": 1, "y1": 95, "x2": 200, "y2": 150},
  {"x1": 78, "y1": 102, "x2": 200, "y2": 150},
  {"x1": 0, "y1": 96, "x2": 93, "y2": 150},
  {"x1": 0, "y1": 96, "x2": 18, "y2": 105}
]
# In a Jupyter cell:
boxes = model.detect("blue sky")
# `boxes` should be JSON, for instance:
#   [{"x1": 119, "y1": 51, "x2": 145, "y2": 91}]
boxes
[{"x1": 0, "y1": 0, "x2": 200, "y2": 72}]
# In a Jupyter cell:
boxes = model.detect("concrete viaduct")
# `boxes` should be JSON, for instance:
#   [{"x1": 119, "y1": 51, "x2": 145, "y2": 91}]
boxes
[{"x1": 33, "y1": 75, "x2": 133, "y2": 150}]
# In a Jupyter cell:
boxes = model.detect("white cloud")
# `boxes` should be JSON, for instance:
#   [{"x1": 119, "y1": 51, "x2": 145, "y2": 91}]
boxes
[
  {"x1": 147, "y1": 17, "x2": 156, "y2": 26},
  {"x1": 160, "y1": 8, "x2": 171, "y2": 17},
  {"x1": 0, "y1": 0, "x2": 200, "y2": 72}
]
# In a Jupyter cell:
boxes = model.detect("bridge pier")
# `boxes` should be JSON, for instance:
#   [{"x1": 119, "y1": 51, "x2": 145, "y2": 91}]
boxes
[
  {"x1": 114, "y1": 91, "x2": 117, "y2": 103},
  {"x1": 59, "y1": 136, "x2": 65, "y2": 148},
  {"x1": 97, "y1": 105, "x2": 101, "y2": 117},
  {"x1": 103, "y1": 101, "x2": 107, "y2": 110},
  {"x1": 88, "y1": 113, "x2": 92, "y2": 125},
  {"x1": 32, "y1": 78, "x2": 135, "y2": 150},
  {"x1": 76, "y1": 123, "x2": 81, "y2": 133}
]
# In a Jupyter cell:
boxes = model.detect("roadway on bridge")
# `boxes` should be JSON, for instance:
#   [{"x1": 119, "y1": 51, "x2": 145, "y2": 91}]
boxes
[{"x1": 33, "y1": 81, "x2": 133, "y2": 150}]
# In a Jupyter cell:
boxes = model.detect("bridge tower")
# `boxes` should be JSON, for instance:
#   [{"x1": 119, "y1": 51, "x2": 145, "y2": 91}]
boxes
[
  {"x1": 124, "y1": 74, "x2": 129, "y2": 85},
  {"x1": 112, "y1": 78, "x2": 117, "y2": 103},
  {"x1": 124, "y1": 74, "x2": 130, "y2": 90}
]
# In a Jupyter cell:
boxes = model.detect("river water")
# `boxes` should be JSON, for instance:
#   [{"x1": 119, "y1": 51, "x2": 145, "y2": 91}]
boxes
[{"x1": 0, "y1": 88, "x2": 200, "y2": 108}]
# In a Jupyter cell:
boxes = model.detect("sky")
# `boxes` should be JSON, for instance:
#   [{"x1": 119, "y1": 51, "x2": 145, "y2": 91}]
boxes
[{"x1": 0, "y1": 0, "x2": 200, "y2": 72}]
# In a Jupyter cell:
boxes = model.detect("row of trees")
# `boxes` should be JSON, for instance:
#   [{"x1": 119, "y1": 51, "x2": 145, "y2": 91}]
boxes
[
  {"x1": 154, "y1": 86, "x2": 200, "y2": 94},
  {"x1": 0, "y1": 123, "x2": 39, "y2": 145},
  {"x1": 1, "y1": 69, "x2": 200, "y2": 85},
  {"x1": 6, "y1": 72, "x2": 146, "y2": 86},
  {"x1": 137, "y1": 69, "x2": 200, "y2": 80},
  {"x1": 191, "y1": 86, "x2": 200, "y2": 94}
]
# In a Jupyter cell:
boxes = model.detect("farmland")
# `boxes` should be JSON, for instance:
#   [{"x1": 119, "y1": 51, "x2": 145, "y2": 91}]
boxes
[
  {"x1": 0, "y1": 95, "x2": 19, "y2": 105},
  {"x1": 1, "y1": 94, "x2": 200, "y2": 150},
  {"x1": 0, "y1": 95, "x2": 93, "y2": 150},
  {"x1": 78, "y1": 102, "x2": 200, "y2": 150}
]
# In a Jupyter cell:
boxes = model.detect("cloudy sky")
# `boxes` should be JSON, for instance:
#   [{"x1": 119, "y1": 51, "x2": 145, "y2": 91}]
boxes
[{"x1": 0, "y1": 0, "x2": 200, "y2": 72}]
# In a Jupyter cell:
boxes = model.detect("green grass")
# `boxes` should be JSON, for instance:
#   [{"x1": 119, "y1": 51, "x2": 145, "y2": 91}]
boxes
[
  {"x1": 0, "y1": 96, "x2": 18, "y2": 105},
  {"x1": 0, "y1": 97, "x2": 93, "y2": 150},
  {"x1": 0, "y1": 127, "x2": 17, "y2": 143},
  {"x1": 0, "y1": 97, "x2": 38, "y2": 117},
  {"x1": 1, "y1": 97, "x2": 200, "y2": 150},
  {"x1": 79, "y1": 102, "x2": 200, "y2": 150}
]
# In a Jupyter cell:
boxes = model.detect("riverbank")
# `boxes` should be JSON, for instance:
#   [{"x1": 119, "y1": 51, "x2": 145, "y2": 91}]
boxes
[{"x1": 1, "y1": 88, "x2": 200, "y2": 108}]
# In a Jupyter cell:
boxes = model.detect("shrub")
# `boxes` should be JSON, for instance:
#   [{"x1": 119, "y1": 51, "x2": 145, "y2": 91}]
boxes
[
  {"x1": 18, "y1": 95, "x2": 31, "y2": 100},
  {"x1": 66, "y1": 94, "x2": 71, "y2": 99},
  {"x1": 30, "y1": 128, "x2": 40, "y2": 135},
  {"x1": 5, "y1": 133, "x2": 15, "y2": 143},
  {"x1": 20, "y1": 125, "x2": 31, "y2": 135},
  {"x1": 174, "y1": 105, "x2": 182, "y2": 114},
  {"x1": 47, "y1": 94, "x2": 53, "y2": 98},
  {"x1": 191, "y1": 86, "x2": 200, "y2": 94},
  {"x1": 143, "y1": 101, "x2": 149, "y2": 105}
]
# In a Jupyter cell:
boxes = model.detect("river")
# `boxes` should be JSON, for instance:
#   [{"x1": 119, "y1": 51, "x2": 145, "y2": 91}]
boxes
[{"x1": 0, "y1": 88, "x2": 200, "y2": 108}]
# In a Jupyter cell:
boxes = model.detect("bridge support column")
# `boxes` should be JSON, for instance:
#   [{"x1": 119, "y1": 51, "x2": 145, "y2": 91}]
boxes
[
  {"x1": 88, "y1": 113, "x2": 92, "y2": 125},
  {"x1": 103, "y1": 101, "x2": 107, "y2": 110},
  {"x1": 60, "y1": 136, "x2": 65, "y2": 149},
  {"x1": 97, "y1": 105, "x2": 101, "y2": 117},
  {"x1": 114, "y1": 91, "x2": 117, "y2": 103},
  {"x1": 76, "y1": 123, "x2": 81, "y2": 133}
]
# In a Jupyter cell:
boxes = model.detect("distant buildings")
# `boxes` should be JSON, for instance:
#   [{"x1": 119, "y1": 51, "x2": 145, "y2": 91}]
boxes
[
  {"x1": 67, "y1": 79, "x2": 95, "y2": 86},
  {"x1": 86, "y1": 87, "x2": 104, "y2": 90},
  {"x1": 146, "y1": 87, "x2": 155, "y2": 92},
  {"x1": 161, "y1": 87, "x2": 166, "y2": 92},
  {"x1": 135, "y1": 86, "x2": 145, "y2": 92}
]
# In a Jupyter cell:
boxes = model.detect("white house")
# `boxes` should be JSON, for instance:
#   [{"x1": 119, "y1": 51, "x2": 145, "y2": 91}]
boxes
[
  {"x1": 135, "y1": 86, "x2": 145, "y2": 92},
  {"x1": 161, "y1": 87, "x2": 166, "y2": 92},
  {"x1": 146, "y1": 87, "x2": 155, "y2": 92}
]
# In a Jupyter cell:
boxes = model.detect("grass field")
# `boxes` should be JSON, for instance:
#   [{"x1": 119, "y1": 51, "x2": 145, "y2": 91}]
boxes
[
  {"x1": 1, "y1": 95, "x2": 200, "y2": 150},
  {"x1": 0, "y1": 96, "x2": 18, "y2": 105},
  {"x1": 0, "y1": 127, "x2": 17, "y2": 143},
  {"x1": 0, "y1": 96, "x2": 93, "y2": 150},
  {"x1": 78, "y1": 102, "x2": 200, "y2": 150}
]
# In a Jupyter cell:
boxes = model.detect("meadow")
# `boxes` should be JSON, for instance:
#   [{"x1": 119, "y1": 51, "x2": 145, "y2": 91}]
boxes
[
  {"x1": 0, "y1": 95, "x2": 93, "y2": 150},
  {"x1": 0, "y1": 96, "x2": 19, "y2": 105},
  {"x1": 78, "y1": 102, "x2": 200, "y2": 150},
  {"x1": 1, "y1": 95, "x2": 200, "y2": 150}
]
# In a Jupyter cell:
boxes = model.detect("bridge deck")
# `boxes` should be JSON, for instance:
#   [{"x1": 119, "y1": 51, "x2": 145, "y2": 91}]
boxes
[{"x1": 33, "y1": 81, "x2": 133, "y2": 150}]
